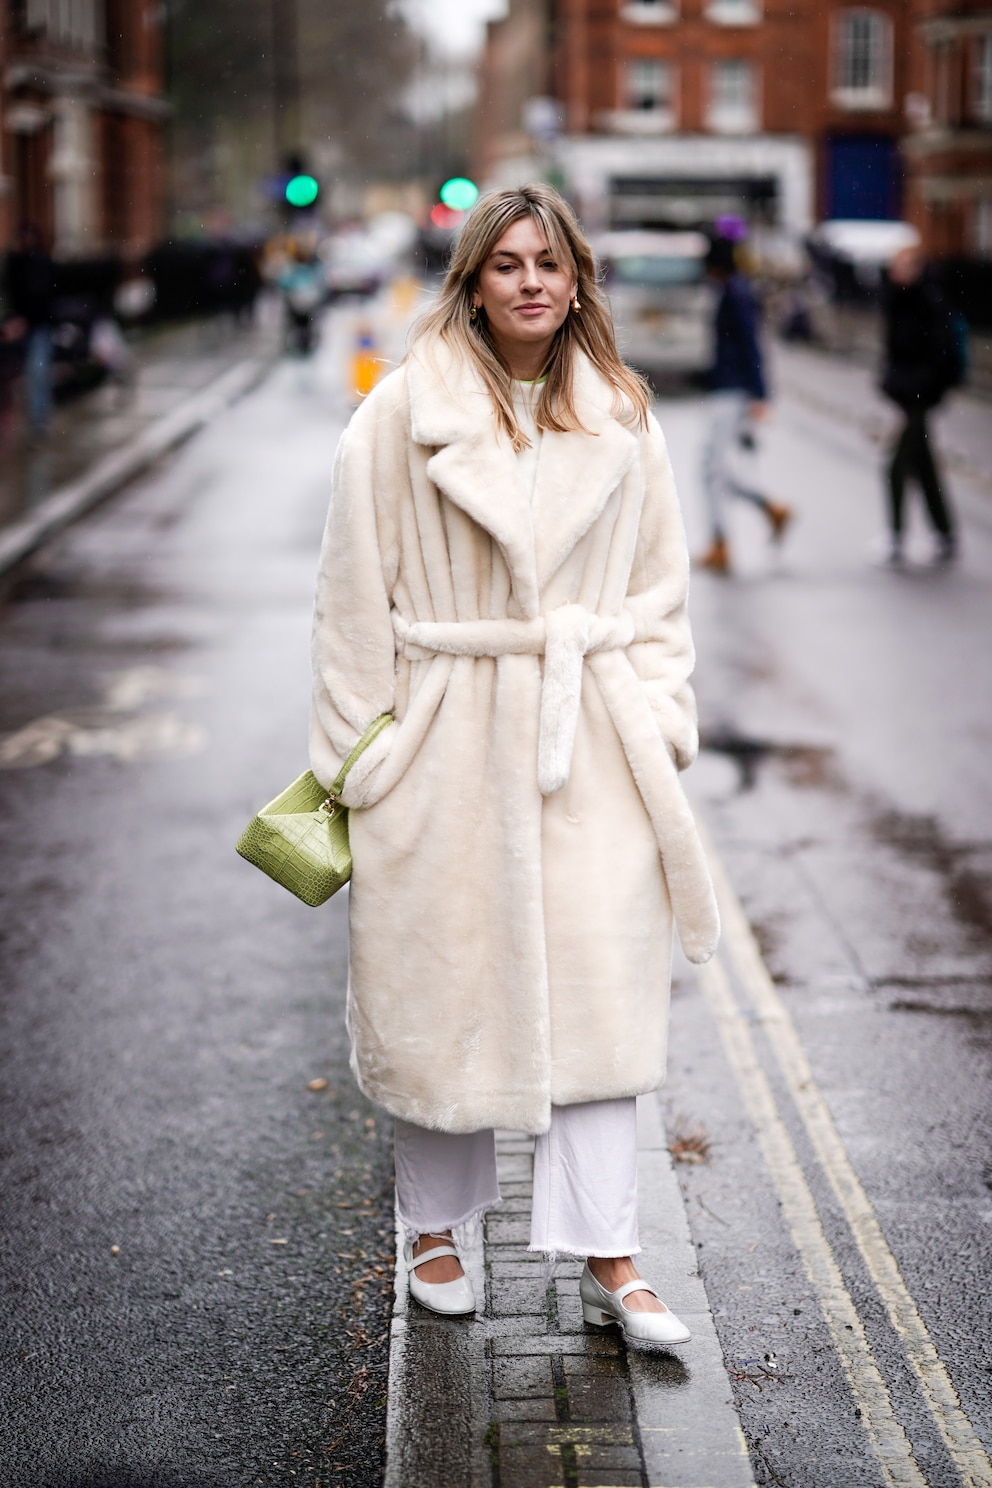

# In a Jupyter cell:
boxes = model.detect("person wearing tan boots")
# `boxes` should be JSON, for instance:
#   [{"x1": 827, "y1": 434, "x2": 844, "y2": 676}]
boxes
[{"x1": 695, "y1": 236, "x2": 791, "y2": 574}]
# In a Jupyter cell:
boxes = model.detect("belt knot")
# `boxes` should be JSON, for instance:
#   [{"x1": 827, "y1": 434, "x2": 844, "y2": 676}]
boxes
[{"x1": 392, "y1": 605, "x2": 634, "y2": 796}]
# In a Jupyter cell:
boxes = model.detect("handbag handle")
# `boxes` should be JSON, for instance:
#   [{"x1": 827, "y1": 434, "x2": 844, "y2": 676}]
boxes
[{"x1": 323, "y1": 713, "x2": 393, "y2": 806}]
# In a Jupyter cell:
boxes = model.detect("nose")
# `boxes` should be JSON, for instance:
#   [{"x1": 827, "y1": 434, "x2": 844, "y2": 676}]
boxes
[{"x1": 520, "y1": 260, "x2": 543, "y2": 293}]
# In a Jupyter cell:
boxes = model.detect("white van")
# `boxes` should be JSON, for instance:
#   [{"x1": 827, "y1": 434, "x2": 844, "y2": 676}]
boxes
[{"x1": 594, "y1": 230, "x2": 710, "y2": 384}]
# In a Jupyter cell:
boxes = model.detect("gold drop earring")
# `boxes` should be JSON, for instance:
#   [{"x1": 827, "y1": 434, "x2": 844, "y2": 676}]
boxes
[
  {"x1": 469, "y1": 303, "x2": 478, "y2": 322},
  {"x1": 572, "y1": 295, "x2": 581, "y2": 313}
]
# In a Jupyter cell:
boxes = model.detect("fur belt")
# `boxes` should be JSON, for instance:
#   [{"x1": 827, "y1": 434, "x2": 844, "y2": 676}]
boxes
[{"x1": 393, "y1": 606, "x2": 636, "y2": 796}]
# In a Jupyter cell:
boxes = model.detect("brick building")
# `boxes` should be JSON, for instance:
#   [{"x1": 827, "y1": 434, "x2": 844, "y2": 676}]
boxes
[
  {"x1": 901, "y1": 0, "x2": 992, "y2": 256},
  {"x1": 0, "y1": 0, "x2": 169, "y2": 257},
  {"x1": 475, "y1": 0, "x2": 553, "y2": 189},
  {"x1": 477, "y1": 0, "x2": 970, "y2": 249},
  {"x1": 542, "y1": 0, "x2": 920, "y2": 240}
]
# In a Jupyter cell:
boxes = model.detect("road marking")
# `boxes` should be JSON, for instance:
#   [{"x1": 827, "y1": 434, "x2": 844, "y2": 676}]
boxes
[
  {"x1": 697, "y1": 953, "x2": 928, "y2": 1488},
  {"x1": 0, "y1": 667, "x2": 207, "y2": 767},
  {"x1": 700, "y1": 828, "x2": 992, "y2": 1488}
]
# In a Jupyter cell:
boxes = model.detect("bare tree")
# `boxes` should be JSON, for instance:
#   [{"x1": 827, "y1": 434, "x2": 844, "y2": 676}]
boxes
[{"x1": 165, "y1": 0, "x2": 419, "y2": 225}]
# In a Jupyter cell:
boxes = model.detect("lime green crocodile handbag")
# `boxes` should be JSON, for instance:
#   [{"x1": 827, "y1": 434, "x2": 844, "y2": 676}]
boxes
[{"x1": 236, "y1": 714, "x2": 392, "y2": 906}]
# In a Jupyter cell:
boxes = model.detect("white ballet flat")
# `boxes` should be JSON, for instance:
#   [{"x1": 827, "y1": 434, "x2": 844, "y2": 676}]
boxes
[
  {"x1": 579, "y1": 1263, "x2": 690, "y2": 1346},
  {"x1": 404, "y1": 1240, "x2": 476, "y2": 1316}
]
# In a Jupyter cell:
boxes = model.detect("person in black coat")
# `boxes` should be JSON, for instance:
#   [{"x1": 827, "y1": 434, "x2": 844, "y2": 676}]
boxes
[{"x1": 879, "y1": 246, "x2": 959, "y2": 564}]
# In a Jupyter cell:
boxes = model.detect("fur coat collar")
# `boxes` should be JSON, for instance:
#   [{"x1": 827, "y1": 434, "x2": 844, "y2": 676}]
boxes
[{"x1": 406, "y1": 341, "x2": 640, "y2": 617}]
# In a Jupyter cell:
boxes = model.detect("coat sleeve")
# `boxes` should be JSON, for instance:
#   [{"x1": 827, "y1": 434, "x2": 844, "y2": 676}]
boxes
[
  {"x1": 309, "y1": 382, "x2": 403, "y2": 805},
  {"x1": 622, "y1": 413, "x2": 699, "y2": 772}
]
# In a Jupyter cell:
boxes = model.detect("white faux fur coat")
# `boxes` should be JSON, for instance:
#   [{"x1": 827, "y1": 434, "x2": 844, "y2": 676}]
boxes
[{"x1": 310, "y1": 339, "x2": 719, "y2": 1135}]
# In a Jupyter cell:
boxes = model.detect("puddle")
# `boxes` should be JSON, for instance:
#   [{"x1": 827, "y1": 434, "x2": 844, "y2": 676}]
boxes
[
  {"x1": 699, "y1": 725, "x2": 839, "y2": 794},
  {"x1": 870, "y1": 808, "x2": 992, "y2": 950},
  {"x1": 889, "y1": 998, "x2": 992, "y2": 1021},
  {"x1": 2, "y1": 562, "x2": 170, "y2": 612}
]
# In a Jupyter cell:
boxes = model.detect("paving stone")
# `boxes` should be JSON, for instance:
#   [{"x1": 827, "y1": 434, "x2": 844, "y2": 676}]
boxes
[
  {"x1": 562, "y1": 1372, "x2": 632, "y2": 1422},
  {"x1": 563, "y1": 1354, "x2": 628, "y2": 1382},
  {"x1": 496, "y1": 1194, "x2": 533, "y2": 1215},
  {"x1": 486, "y1": 1314, "x2": 550, "y2": 1336},
  {"x1": 493, "y1": 1395, "x2": 559, "y2": 1422},
  {"x1": 490, "y1": 1276, "x2": 550, "y2": 1317},
  {"x1": 486, "y1": 1214, "x2": 532, "y2": 1245},
  {"x1": 496, "y1": 1444, "x2": 566, "y2": 1487},
  {"x1": 484, "y1": 1245, "x2": 543, "y2": 1265},
  {"x1": 490, "y1": 1333, "x2": 621, "y2": 1357},
  {"x1": 494, "y1": 1154, "x2": 533, "y2": 1183},
  {"x1": 498, "y1": 1181, "x2": 534, "y2": 1200},
  {"x1": 492, "y1": 1354, "x2": 555, "y2": 1400},
  {"x1": 500, "y1": 1423, "x2": 635, "y2": 1447},
  {"x1": 554, "y1": 1287, "x2": 589, "y2": 1332},
  {"x1": 575, "y1": 1468, "x2": 642, "y2": 1487},
  {"x1": 491, "y1": 1259, "x2": 550, "y2": 1279},
  {"x1": 574, "y1": 1443, "x2": 643, "y2": 1472}
]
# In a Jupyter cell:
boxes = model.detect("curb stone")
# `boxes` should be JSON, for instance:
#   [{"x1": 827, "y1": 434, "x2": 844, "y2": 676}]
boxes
[
  {"x1": 0, "y1": 356, "x2": 274, "y2": 577},
  {"x1": 385, "y1": 1093, "x2": 756, "y2": 1488}
]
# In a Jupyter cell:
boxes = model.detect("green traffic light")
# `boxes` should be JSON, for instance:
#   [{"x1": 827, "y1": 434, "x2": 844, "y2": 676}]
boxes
[
  {"x1": 439, "y1": 177, "x2": 479, "y2": 213},
  {"x1": 286, "y1": 174, "x2": 319, "y2": 208}
]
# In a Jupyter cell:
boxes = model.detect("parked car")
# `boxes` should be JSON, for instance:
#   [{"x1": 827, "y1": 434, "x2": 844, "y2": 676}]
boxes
[{"x1": 594, "y1": 230, "x2": 710, "y2": 384}]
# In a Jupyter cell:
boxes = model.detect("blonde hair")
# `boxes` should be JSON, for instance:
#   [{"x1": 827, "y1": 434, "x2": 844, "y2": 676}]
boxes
[{"x1": 408, "y1": 183, "x2": 650, "y2": 450}]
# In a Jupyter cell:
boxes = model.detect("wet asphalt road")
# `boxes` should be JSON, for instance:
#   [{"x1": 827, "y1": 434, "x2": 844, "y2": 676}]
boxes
[
  {"x1": 0, "y1": 319, "x2": 396, "y2": 1487},
  {"x1": 662, "y1": 349, "x2": 992, "y2": 1487},
  {"x1": 1, "y1": 309, "x2": 990, "y2": 1488}
]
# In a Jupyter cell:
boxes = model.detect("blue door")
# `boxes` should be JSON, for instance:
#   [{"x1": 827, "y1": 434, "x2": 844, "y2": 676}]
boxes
[{"x1": 826, "y1": 134, "x2": 901, "y2": 219}]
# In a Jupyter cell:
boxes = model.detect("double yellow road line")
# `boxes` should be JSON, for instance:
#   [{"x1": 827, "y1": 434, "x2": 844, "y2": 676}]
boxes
[{"x1": 697, "y1": 825, "x2": 992, "y2": 1488}]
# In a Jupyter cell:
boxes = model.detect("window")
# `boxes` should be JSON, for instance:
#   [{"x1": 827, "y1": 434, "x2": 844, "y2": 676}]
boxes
[
  {"x1": 708, "y1": 59, "x2": 759, "y2": 132},
  {"x1": 705, "y1": 0, "x2": 762, "y2": 25},
  {"x1": 626, "y1": 58, "x2": 674, "y2": 113},
  {"x1": 24, "y1": 0, "x2": 98, "y2": 47},
  {"x1": 621, "y1": 0, "x2": 678, "y2": 24},
  {"x1": 833, "y1": 10, "x2": 893, "y2": 109},
  {"x1": 974, "y1": 35, "x2": 992, "y2": 123}
]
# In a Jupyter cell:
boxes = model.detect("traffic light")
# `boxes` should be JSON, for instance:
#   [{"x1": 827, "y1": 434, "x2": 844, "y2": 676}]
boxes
[
  {"x1": 439, "y1": 177, "x2": 479, "y2": 212},
  {"x1": 286, "y1": 174, "x2": 319, "y2": 209},
  {"x1": 429, "y1": 178, "x2": 479, "y2": 231}
]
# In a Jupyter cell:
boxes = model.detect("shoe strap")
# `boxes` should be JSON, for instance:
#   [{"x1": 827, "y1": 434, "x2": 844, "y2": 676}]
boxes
[
  {"x1": 411, "y1": 1244, "x2": 459, "y2": 1269},
  {"x1": 614, "y1": 1278, "x2": 659, "y2": 1306}
]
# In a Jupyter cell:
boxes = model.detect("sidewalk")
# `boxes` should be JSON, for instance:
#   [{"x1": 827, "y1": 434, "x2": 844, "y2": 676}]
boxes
[
  {"x1": 772, "y1": 338, "x2": 992, "y2": 502},
  {"x1": 0, "y1": 308, "x2": 281, "y2": 575},
  {"x1": 386, "y1": 1094, "x2": 755, "y2": 1488}
]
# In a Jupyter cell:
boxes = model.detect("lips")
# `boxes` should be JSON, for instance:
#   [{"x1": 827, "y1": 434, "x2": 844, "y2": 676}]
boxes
[{"x1": 516, "y1": 304, "x2": 550, "y2": 315}]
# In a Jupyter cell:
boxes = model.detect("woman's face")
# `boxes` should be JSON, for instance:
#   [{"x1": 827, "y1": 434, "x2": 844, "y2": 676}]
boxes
[{"x1": 473, "y1": 216, "x2": 577, "y2": 374}]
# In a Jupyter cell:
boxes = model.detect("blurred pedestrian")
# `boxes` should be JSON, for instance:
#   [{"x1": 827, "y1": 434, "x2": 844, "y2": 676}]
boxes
[
  {"x1": 278, "y1": 238, "x2": 324, "y2": 356},
  {"x1": 5, "y1": 222, "x2": 55, "y2": 435},
  {"x1": 877, "y1": 246, "x2": 959, "y2": 566},
  {"x1": 0, "y1": 317, "x2": 23, "y2": 432},
  {"x1": 309, "y1": 184, "x2": 717, "y2": 1341},
  {"x1": 695, "y1": 236, "x2": 791, "y2": 574}
]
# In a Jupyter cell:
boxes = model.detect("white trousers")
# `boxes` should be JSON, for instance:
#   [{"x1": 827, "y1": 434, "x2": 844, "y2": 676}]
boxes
[
  {"x1": 702, "y1": 389, "x2": 766, "y2": 539},
  {"x1": 393, "y1": 1097, "x2": 640, "y2": 1257}
]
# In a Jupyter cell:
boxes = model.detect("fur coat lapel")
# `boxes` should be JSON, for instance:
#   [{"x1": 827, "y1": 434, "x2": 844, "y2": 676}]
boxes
[{"x1": 407, "y1": 342, "x2": 639, "y2": 614}]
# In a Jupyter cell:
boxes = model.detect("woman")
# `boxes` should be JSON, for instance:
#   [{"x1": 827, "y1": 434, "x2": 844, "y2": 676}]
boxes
[{"x1": 310, "y1": 185, "x2": 719, "y2": 1344}]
